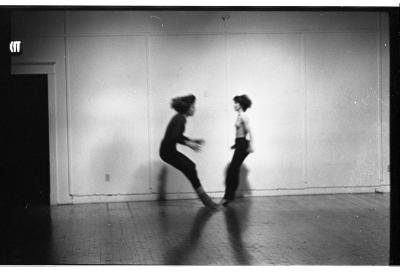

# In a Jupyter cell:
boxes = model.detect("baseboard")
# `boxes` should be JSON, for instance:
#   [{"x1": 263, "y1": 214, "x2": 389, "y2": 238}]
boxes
[
  {"x1": 234, "y1": 184, "x2": 391, "y2": 197},
  {"x1": 64, "y1": 184, "x2": 390, "y2": 205}
]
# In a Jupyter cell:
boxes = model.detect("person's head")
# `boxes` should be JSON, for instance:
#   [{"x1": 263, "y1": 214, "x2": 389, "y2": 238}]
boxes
[
  {"x1": 171, "y1": 94, "x2": 196, "y2": 116},
  {"x1": 233, "y1": 94, "x2": 252, "y2": 112}
]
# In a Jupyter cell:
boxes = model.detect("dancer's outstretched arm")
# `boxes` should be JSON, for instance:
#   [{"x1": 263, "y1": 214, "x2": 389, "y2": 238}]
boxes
[{"x1": 184, "y1": 138, "x2": 204, "y2": 152}]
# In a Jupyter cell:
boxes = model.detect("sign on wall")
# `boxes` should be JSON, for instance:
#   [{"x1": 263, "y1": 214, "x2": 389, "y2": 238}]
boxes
[{"x1": 10, "y1": 40, "x2": 22, "y2": 56}]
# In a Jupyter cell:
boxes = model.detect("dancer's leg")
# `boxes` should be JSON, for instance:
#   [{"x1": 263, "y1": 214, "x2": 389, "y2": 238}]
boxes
[
  {"x1": 223, "y1": 147, "x2": 249, "y2": 202},
  {"x1": 162, "y1": 151, "x2": 218, "y2": 209},
  {"x1": 165, "y1": 151, "x2": 201, "y2": 189}
]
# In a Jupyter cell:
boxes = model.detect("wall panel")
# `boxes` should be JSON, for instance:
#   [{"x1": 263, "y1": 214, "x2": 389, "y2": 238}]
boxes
[
  {"x1": 226, "y1": 12, "x2": 379, "y2": 33},
  {"x1": 67, "y1": 11, "x2": 225, "y2": 35},
  {"x1": 11, "y1": 11, "x2": 65, "y2": 37},
  {"x1": 68, "y1": 36, "x2": 150, "y2": 195},
  {"x1": 380, "y1": 13, "x2": 390, "y2": 186},
  {"x1": 306, "y1": 32, "x2": 380, "y2": 188}
]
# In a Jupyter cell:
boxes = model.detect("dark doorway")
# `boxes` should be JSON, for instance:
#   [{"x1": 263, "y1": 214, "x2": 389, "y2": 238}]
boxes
[{"x1": 3, "y1": 74, "x2": 50, "y2": 207}]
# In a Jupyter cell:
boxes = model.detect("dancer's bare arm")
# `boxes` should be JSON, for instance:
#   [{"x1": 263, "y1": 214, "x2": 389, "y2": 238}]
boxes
[{"x1": 243, "y1": 115, "x2": 254, "y2": 153}]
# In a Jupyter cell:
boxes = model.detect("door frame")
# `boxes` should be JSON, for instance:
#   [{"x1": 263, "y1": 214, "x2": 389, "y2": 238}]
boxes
[{"x1": 11, "y1": 62, "x2": 57, "y2": 205}]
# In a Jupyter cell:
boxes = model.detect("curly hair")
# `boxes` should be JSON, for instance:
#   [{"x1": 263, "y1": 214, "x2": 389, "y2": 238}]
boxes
[
  {"x1": 233, "y1": 94, "x2": 252, "y2": 111},
  {"x1": 171, "y1": 94, "x2": 196, "y2": 114}
]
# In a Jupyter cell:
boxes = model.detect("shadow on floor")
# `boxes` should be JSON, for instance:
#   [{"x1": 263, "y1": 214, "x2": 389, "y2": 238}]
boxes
[
  {"x1": 164, "y1": 207, "x2": 216, "y2": 264},
  {"x1": 163, "y1": 198, "x2": 253, "y2": 265},
  {"x1": 224, "y1": 204, "x2": 252, "y2": 265},
  {"x1": 157, "y1": 165, "x2": 168, "y2": 201}
]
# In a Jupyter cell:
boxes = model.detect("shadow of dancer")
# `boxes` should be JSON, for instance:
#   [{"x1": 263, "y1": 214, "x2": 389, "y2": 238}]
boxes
[
  {"x1": 224, "y1": 204, "x2": 253, "y2": 265},
  {"x1": 156, "y1": 167, "x2": 172, "y2": 235},
  {"x1": 164, "y1": 207, "x2": 216, "y2": 265},
  {"x1": 157, "y1": 165, "x2": 168, "y2": 201}
]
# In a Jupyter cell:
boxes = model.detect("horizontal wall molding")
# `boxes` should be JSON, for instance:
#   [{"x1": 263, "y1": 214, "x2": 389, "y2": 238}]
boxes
[{"x1": 12, "y1": 30, "x2": 382, "y2": 40}]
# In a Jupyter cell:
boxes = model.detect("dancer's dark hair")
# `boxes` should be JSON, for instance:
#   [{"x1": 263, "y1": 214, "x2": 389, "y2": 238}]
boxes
[
  {"x1": 171, "y1": 94, "x2": 196, "y2": 114},
  {"x1": 233, "y1": 95, "x2": 252, "y2": 112}
]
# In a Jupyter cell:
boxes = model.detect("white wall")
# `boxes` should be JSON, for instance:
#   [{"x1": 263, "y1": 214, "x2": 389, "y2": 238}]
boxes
[{"x1": 11, "y1": 11, "x2": 390, "y2": 204}]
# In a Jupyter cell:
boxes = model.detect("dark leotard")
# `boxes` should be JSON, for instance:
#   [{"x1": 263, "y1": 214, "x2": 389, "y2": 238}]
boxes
[
  {"x1": 160, "y1": 113, "x2": 188, "y2": 153},
  {"x1": 159, "y1": 113, "x2": 202, "y2": 189}
]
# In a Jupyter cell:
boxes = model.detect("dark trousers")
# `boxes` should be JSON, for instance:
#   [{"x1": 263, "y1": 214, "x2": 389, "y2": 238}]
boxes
[
  {"x1": 224, "y1": 138, "x2": 249, "y2": 200},
  {"x1": 160, "y1": 148, "x2": 202, "y2": 190}
]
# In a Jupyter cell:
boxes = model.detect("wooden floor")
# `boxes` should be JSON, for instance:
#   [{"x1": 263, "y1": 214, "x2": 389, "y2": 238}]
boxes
[{"x1": 0, "y1": 193, "x2": 389, "y2": 265}]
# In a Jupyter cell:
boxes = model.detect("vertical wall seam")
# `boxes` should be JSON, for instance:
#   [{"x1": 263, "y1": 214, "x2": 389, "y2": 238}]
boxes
[
  {"x1": 302, "y1": 33, "x2": 308, "y2": 185},
  {"x1": 377, "y1": 12, "x2": 384, "y2": 183},
  {"x1": 64, "y1": 10, "x2": 73, "y2": 196},
  {"x1": 145, "y1": 35, "x2": 153, "y2": 193},
  {"x1": 223, "y1": 16, "x2": 230, "y2": 164}
]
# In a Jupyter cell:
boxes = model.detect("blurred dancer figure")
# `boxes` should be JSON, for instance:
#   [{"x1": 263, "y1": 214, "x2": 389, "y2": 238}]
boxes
[{"x1": 160, "y1": 94, "x2": 218, "y2": 209}]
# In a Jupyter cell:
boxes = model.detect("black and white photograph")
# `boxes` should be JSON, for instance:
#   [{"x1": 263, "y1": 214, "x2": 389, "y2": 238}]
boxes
[{"x1": 0, "y1": 0, "x2": 399, "y2": 271}]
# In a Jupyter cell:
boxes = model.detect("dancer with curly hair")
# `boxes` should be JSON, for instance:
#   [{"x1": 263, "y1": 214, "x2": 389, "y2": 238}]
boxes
[{"x1": 160, "y1": 94, "x2": 218, "y2": 209}]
